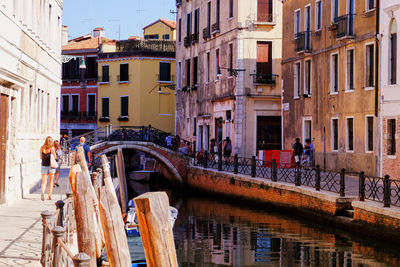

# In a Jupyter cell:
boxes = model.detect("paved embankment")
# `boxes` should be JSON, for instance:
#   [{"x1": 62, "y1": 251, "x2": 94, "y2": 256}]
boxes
[
  {"x1": 0, "y1": 169, "x2": 70, "y2": 266},
  {"x1": 187, "y1": 166, "x2": 400, "y2": 242}
]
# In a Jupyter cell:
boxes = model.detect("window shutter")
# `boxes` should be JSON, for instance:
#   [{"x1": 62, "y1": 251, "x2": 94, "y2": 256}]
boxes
[
  {"x1": 102, "y1": 98, "x2": 109, "y2": 117},
  {"x1": 257, "y1": 42, "x2": 272, "y2": 74},
  {"x1": 257, "y1": 0, "x2": 272, "y2": 22}
]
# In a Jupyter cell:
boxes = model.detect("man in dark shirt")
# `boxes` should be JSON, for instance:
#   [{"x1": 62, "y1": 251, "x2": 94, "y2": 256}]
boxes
[
  {"x1": 292, "y1": 138, "x2": 303, "y2": 164},
  {"x1": 73, "y1": 137, "x2": 91, "y2": 168}
]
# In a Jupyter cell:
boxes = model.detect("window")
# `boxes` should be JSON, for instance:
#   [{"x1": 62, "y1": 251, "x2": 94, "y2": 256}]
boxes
[
  {"x1": 366, "y1": 0, "x2": 375, "y2": 11},
  {"x1": 193, "y1": 117, "x2": 197, "y2": 136},
  {"x1": 206, "y1": 52, "x2": 210, "y2": 83},
  {"x1": 62, "y1": 95, "x2": 69, "y2": 115},
  {"x1": 346, "y1": 49, "x2": 354, "y2": 90},
  {"x1": 331, "y1": 53, "x2": 339, "y2": 93},
  {"x1": 177, "y1": 62, "x2": 182, "y2": 89},
  {"x1": 229, "y1": 0, "x2": 233, "y2": 18},
  {"x1": 87, "y1": 94, "x2": 96, "y2": 116},
  {"x1": 366, "y1": 116, "x2": 373, "y2": 152},
  {"x1": 163, "y1": 34, "x2": 170, "y2": 40},
  {"x1": 366, "y1": 44, "x2": 374, "y2": 87},
  {"x1": 102, "y1": 98, "x2": 109, "y2": 117},
  {"x1": 194, "y1": 8, "x2": 200, "y2": 35},
  {"x1": 228, "y1": 43, "x2": 233, "y2": 71},
  {"x1": 119, "y1": 64, "x2": 129, "y2": 82},
  {"x1": 305, "y1": 5, "x2": 311, "y2": 31},
  {"x1": 258, "y1": 0, "x2": 273, "y2": 22},
  {"x1": 332, "y1": 0, "x2": 338, "y2": 21},
  {"x1": 186, "y1": 12, "x2": 192, "y2": 38},
  {"x1": 390, "y1": 20, "x2": 397, "y2": 85},
  {"x1": 315, "y1": 0, "x2": 322, "y2": 31},
  {"x1": 207, "y1": 1, "x2": 211, "y2": 29},
  {"x1": 102, "y1": 65, "x2": 109, "y2": 82},
  {"x1": 178, "y1": 18, "x2": 182, "y2": 42},
  {"x1": 216, "y1": 0, "x2": 220, "y2": 25},
  {"x1": 304, "y1": 59, "x2": 311, "y2": 95},
  {"x1": 388, "y1": 119, "x2": 396, "y2": 155},
  {"x1": 257, "y1": 41, "x2": 272, "y2": 75},
  {"x1": 159, "y1": 62, "x2": 171, "y2": 81},
  {"x1": 294, "y1": 62, "x2": 301, "y2": 98},
  {"x1": 347, "y1": 117, "x2": 354, "y2": 151},
  {"x1": 120, "y1": 96, "x2": 129, "y2": 117},
  {"x1": 186, "y1": 59, "x2": 191, "y2": 87},
  {"x1": 215, "y1": 49, "x2": 220, "y2": 80},
  {"x1": 294, "y1": 9, "x2": 301, "y2": 36},
  {"x1": 72, "y1": 95, "x2": 79, "y2": 115},
  {"x1": 332, "y1": 118, "x2": 339, "y2": 151},
  {"x1": 193, "y1": 57, "x2": 198, "y2": 85},
  {"x1": 303, "y1": 119, "x2": 312, "y2": 143}
]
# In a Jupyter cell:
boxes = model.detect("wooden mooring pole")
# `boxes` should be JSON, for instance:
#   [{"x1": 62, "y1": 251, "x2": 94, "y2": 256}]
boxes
[
  {"x1": 98, "y1": 185, "x2": 131, "y2": 266},
  {"x1": 134, "y1": 192, "x2": 178, "y2": 267},
  {"x1": 116, "y1": 149, "x2": 128, "y2": 214}
]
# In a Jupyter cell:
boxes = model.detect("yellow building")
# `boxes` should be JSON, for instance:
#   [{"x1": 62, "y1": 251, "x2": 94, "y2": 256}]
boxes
[{"x1": 97, "y1": 19, "x2": 176, "y2": 133}]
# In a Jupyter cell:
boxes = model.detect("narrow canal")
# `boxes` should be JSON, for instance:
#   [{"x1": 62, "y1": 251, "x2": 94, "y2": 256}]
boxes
[{"x1": 127, "y1": 178, "x2": 400, "y2": 266}]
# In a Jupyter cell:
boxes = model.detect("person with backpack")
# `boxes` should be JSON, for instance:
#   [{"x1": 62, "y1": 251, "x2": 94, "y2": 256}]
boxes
[
  {"x1": 223, "y1": 137, "x2": 232, "y2": 157},
  {"x1": 292, "y1": 138, "x2": 303, "y2": 164}
]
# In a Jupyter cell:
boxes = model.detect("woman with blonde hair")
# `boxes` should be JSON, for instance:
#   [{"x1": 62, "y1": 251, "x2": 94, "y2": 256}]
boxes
[{"x1": 40, "y1": 136, "x2": 57, "y2": 200}]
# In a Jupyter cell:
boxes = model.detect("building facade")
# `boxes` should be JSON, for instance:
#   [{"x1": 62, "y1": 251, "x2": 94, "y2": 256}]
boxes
[
  {"x1": 282, "y1": 0, "x2": 378, "y2": 175},
  {"x1": 97, "y1": 20, "x2": 176, "y2": 134},
  {"x1": 175, "y1": 0, "x2": 282, "y2": 157},
  {"x1": 0, "y1": 0, "x2": 63, "y2": 204},
  {"x1": 380, "y1": 1, "x2": 400, "y2": 178},
  {"x1": 61, "y1": 28, "x2": 107, "y2": 137}
]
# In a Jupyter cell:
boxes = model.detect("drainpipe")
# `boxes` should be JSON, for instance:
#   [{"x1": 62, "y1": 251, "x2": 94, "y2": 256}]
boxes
[{"x1": 375, "y1": 0, "x2": 381, "y2": 176}]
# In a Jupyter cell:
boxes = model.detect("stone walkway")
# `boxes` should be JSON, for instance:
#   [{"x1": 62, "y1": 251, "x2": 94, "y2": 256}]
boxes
[{"x1": 0, "y1": 168, "x2": 70, "y2": 266}]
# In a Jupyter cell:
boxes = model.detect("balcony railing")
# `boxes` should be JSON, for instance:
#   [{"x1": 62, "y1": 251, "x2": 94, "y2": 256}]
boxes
[
  {"x1": 251, "y1": 73, "x2": 278, "y2": 85},
  {"x1": 61, "y1": 111, "x2": 97, "y2": 122},
  {"x1": 295, "y1": 31, "x2": 312, "y2": 52},
  {"x1": 334, "y1": 14, "x2": 355, "y2": 39},
  {"x1": 184, "y1": 36, "x2": 191, "y2": 48},
  {"x1": 191, "y1": 32, "x2": 199, "y2": 43},
  {"x1": 211, "y1": 22, "x2": 220, "y2": 34},
  {"x1": 257, "y1": 13, "x2": 274, "y2": 23},
  {"x1": 203, "y1": 27, "x2": 211, "y2": 39},
  {"x1": 99, "y1": 40, "x2": 175, "y2": 59},
  {"x1": 117, "y1": 75, "x2": 130, "y2": 83},
  {"x1": 98, "y1": 76, "x2": 109, "y2": 83}
]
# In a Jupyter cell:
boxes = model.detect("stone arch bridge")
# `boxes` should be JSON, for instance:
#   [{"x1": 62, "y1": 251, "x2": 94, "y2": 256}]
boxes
[{"x1": 65, "y1": 126, "x2": 193, "y2": 184}]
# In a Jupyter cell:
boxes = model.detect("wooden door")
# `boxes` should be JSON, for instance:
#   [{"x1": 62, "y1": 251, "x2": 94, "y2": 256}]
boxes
[{"x1": 0, "y1": 94, "x2": 9, "y2": 204}]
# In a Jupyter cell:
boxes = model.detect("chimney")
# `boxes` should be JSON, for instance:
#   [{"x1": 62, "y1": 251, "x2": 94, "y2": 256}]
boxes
[
  {"x1": 93, "y1": 27, "x2": 105, "y2": 38},
  {"x1": 62, "y1": 25, "x2": 68, "y2": 45}
]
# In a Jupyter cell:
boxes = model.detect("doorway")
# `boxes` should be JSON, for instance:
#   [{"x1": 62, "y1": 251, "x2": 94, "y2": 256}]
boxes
[
  {"x1": 0, "y1": 94, "x2": 9, "y2": 204},
  {"x1": 256, "y1": 116, "x2": 281, "y2": 151}
]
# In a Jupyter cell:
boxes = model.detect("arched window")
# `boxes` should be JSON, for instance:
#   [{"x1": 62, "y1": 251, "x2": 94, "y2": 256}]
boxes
[{"x1": 390, "y1": 19, "x2": 397, "y2": 85}]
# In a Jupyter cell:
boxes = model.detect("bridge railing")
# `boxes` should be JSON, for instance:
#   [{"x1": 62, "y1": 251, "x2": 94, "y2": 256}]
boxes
[{"x1": 194, "y1": 153, "x2": 400, "y2": 208}]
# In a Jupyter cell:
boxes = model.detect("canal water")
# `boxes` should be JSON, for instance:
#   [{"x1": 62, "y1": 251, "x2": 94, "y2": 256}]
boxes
[{"x1": 127, "y1": 180, "x2": 400, "y2": 266}]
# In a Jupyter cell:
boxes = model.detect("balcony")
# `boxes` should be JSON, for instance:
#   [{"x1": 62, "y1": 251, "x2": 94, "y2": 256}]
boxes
[
  {"x1": 176, "y1": 0, "x2": 182, "y2": 6},
  {"x1": 202, "y1": 27, "x2": 211, "y2": 39},
  {"x1": 256, "y1": 13, "x2": 274, "y2": 23},
  {"x1": 191, "y1": 32, "x2": 199, "y2": 43},
  {"x1": 295, "y1": 31, "x2": 312, "y2": 53},
  {"x1": 251, "y1": 73, "x2": 278, "y2": 85},
  {"x1": 61, "y1": 111, "x2": 97, "y2": 122},
  {"x1": 99, "y1": 40, "x2": 175, "y2": 59},
  {"x1": 211, "y1": 22, "x2": 220, "y2": 35},
  {"x1": 184, "y1": 36, "x2": 191, "y2": 48},
  {"x1": 334, "y1": 14, "x2": 355, "y2": 39},
  {"x1": 117, "y1": 75, "x2": 130, "y2": 83}
]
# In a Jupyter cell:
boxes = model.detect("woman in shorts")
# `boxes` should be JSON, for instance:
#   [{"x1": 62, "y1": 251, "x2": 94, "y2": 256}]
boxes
[{"x1": 40, "y1": 136, "x2": 57, "y2": 200}]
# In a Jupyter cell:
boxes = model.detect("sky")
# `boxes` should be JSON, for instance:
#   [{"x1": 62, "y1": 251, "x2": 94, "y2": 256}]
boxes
[{"x1": 62, "y1": 0, "x2": 176, "y2": 40}]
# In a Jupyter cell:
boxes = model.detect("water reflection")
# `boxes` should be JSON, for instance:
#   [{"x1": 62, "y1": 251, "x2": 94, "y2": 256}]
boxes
[
  {"x1": 173, "y1": 197, "x2": 400, "y2": 267},
  {"x1": 127, "y1": 180, "x2": 400, "y2": 266}
]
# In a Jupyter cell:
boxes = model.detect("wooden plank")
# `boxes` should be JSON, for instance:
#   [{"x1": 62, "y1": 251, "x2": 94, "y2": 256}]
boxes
[
  {"x1": 101, "y1": 155, "x2": 118, "y2": 201},
  {"x1": 68, "y1": 164, "x2": 82, "y2": 195},
  {"x1": 98, "y1": 185, "x2": 131, "y2": 267},
  {"x1": 134, "y1": 192, "x2": 178, "y2": 267},
  {"x1": 115, "y1": 149, "x2": 128, "y2": 214},
  {"x1": 74, "y1": 171, "x2": 97, "y2": 267}
]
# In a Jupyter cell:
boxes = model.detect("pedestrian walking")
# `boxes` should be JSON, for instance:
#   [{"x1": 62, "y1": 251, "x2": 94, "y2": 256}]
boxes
[
  {"x1": 73, "y1": 137, "x2": 91, "y2": 168},
  {"x1": 223, "y1": 137, "x2": 232, "y2": 157},
  {"x1": 304, "y1": 138, "x2": 313, "y2": 168},
  {"x1": 292, "y1": 138, "x2": 303, "y2": 164},
  {"x1": 40, "y1": 136, "x2": 57, "y2": 200},
  {"x1": 53, "y1": 140, "x2": 63, "y2": 187}
]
